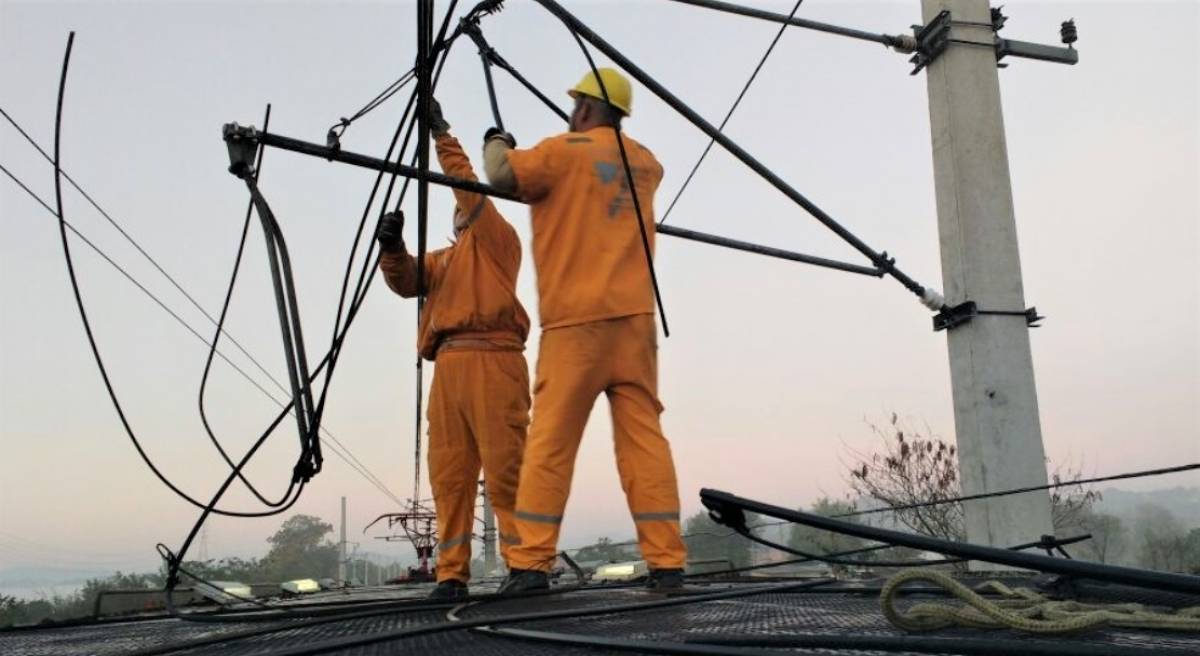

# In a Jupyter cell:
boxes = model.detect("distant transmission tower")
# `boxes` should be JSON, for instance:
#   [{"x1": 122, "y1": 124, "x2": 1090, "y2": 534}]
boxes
[{"x1": 198, "y1": 524, "x2": 210, "y2": 562}]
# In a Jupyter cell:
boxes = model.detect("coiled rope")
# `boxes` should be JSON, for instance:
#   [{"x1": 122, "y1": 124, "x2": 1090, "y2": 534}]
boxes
[{"x1": 881, "y1": 569, "x2": 1200, "y2": 635}]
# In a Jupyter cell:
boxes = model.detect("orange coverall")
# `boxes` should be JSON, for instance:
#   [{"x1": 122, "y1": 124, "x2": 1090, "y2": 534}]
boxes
[
  {"x1": 504, "y1": 127, "x2": 687, "y2": 572},
  {"x1": 379, "y1": 135, "x2": 531, "y2": 584}
]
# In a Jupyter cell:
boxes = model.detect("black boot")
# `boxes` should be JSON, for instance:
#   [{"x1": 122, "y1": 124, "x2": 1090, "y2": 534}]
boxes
[
  {"x1": 646, "y1": 568, "x2": 685, "y2": 592},
  {"x1": 428, "y1": 579, "x2": 469, "y2": 601},
  {"x1": 497, "y1": 569, "x2": 549, "y2": 596}
]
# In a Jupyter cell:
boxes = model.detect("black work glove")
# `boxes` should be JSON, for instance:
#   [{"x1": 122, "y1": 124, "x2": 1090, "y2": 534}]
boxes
[
  {"x1": 483, "y1": 127, "x2": 516, "y2": 148},
  {"x1": 429, "y1": 98, "x2": 451, "y2": 137},
  {"x1": 376, "y1": 211, "x2": 405, "y2": 254}
]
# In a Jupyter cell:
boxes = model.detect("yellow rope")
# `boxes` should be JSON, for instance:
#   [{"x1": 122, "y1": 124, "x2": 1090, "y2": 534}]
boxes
[{"x1": 881, "y1": 568, "x2": 1200, "y2": 635}]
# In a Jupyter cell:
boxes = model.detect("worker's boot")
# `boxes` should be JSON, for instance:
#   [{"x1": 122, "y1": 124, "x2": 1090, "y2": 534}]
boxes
[
  {"x1": 497, "y1": 569, "x2": 549, "y2": 596},
  {"x1": 428, "y1": 579, "x2": 469, "y2": 601},
  {"x1": 646, "y1": 568, "x2": 685, "y2": 593}
]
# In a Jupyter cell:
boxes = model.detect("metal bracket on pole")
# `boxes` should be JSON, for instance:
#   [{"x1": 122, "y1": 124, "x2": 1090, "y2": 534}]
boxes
[
  {"x1": 910, "y1": 9, "x2": 1078, "y2": 75},
  {"x1": 909, "y1": 10, "x2": 952, "y2": 75},
  {"x1": 932, "y1": 300, "x2": 1045, "y2": 332}
]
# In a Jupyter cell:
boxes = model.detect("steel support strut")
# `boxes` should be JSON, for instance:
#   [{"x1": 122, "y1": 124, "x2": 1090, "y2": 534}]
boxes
[
  {"x1": 224, "y1": 126, "x2": 883, "y2": 278},
  {"x1": 413, "y1": 0, "x2": 434, "y2": 511},
  {"x1": 531, "y1": 0, "x2": 936, "y2": 302}
]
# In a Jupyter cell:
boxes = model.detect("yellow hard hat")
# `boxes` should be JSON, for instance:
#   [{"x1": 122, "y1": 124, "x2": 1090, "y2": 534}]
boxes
[{"x1": 568, "y1": 68, "x2": 632, "y2": 116}]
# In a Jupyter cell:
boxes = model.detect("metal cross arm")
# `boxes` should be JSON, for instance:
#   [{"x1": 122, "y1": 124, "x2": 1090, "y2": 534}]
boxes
[{"x1": 222, "y1": 123, "x2": 883, "y2": 278}]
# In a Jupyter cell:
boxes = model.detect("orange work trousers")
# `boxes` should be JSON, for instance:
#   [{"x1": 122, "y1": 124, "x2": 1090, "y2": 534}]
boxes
[
  {"x1": 509, "y1": 313, "x2": 687, "y2": 571},
  {"x1": 427, "y1": 348, "x2": 530, "y2": 583}
]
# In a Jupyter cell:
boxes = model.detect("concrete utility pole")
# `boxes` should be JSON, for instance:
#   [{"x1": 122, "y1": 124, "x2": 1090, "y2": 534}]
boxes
[
  {"x1": 480, "y1": 481, "x2": 497, "y2": 576},
  {"x1": 338, "y1": 496, "x2": 347, "y2": 585},
  {"x1": 922, "y1": 0, "x2": 1054, "y2": 557}
]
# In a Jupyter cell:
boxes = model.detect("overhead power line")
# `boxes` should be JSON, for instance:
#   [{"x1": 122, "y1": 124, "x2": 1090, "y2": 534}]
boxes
[
  {"x1": 1, "y1": 106, "x2": 403, "y2": 506},
  {"x1": 1, "y1": 160, "x2": 406, "y2": 510},
  {"x1": 659, "y1": 0, "x2": 806, "y2": 226}
]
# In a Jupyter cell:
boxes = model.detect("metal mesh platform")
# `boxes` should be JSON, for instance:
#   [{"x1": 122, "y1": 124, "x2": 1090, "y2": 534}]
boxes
[{"x1": 3, "y1": 580, "x2": 1199, "y2": 655}]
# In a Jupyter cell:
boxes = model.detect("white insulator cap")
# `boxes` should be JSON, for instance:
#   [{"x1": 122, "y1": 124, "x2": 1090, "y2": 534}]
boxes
[{"x1": 921, "y1": 288, "x2": 945, "y2": 311}]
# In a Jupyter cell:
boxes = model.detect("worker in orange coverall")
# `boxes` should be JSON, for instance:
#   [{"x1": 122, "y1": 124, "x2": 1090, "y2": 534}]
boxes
[
  {"x1": 482, "y1": 68, "x2": 687, "y2": 594},
  {"x1": 377, "y1": 100, "x2": 530, "y2": 601}
]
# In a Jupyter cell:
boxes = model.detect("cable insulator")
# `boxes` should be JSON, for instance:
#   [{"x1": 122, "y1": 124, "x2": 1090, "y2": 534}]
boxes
[{"x1": 920, "y1": 287, "x2": 945, "y2": 311}]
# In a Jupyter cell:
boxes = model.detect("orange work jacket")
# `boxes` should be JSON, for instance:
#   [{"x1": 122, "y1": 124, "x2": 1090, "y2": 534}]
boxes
[
  {"x1": 506, "y1": 127, "x2": 663, "y2": 330},
  {"x1": 379, "y1": 135, "x2": 530, "y2": 360}
]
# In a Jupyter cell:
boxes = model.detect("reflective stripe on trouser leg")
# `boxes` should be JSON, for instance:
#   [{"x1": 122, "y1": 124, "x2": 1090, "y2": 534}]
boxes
[
  {"x1": 610, "y1": 314, "x2": 687, "y2": 570},
  {"x1": 427, "y1": 362, "x2": 482, "y2": 584},
  {"x1": 509, "y1": 324, "x2": 606, "y2": 571},
  {"x1": 471, "y1": 351, "x2": 530, "y2": 570}
]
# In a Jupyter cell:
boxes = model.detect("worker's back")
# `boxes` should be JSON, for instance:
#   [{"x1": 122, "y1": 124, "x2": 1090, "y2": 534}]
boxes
[{"x1": 508, "y1": 127, "x2": 663, "y2": 331}]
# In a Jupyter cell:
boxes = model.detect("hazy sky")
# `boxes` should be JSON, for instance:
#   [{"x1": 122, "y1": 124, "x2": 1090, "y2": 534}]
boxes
[{"x1": 1, "y1": 0, "x2": 1197, "y2": 576}]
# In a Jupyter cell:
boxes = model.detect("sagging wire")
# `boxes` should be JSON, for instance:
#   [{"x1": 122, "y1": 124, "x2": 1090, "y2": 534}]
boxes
[
  {"x1": 0, "y1": 107, "x2": 402, "y2": 509},
  {"x1": 659, "y1": 0, "x2": 805, "y2": 227},
  {"x1": 533, "y1": 0, "x2": 945, "y2": 314},
  {"x1": 49, "y1": 33, "x2": 306, "y2": 519}
]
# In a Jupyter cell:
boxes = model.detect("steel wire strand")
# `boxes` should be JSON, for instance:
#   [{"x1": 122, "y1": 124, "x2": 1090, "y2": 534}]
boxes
[
  {"x1": 0, "y1": 106, "x2": 401, "y2": 507},
  {"x1": 48, "y1": 33, "x2": 306, "y2": 519},
  {"x1": 659, "y1": 0, "x2": 805, "y2": 227},
  {"x1": 4, "y1": 156, "x2": 404, "y2": 507}
]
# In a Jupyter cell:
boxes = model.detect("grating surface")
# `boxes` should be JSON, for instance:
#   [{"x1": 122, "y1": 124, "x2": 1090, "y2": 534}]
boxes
[{"x1": 2, "y1": 581, "x2": 1199, "y2": 655}]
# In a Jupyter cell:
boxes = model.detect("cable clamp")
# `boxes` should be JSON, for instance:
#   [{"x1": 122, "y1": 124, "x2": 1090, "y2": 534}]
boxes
[
  {"x1": 932, "y1": 300, "x2": 1044, "y2": 332},
  {"x1": 908, "y1": 10, "x2": 952, "y2": 75},
  {"x1": 222, "y1": 123, "x2": 260, "y2": 179}
]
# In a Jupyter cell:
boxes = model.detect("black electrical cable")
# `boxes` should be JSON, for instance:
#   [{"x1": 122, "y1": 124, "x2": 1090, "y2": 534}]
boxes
[
  {"x1": 1, "y1": 107, "x2": 402, "y2": 508},
  {"x1": 533, "y1": 0, "x2": 937, "y2": 304},
  {"x1": 833, "y1": 462, "x2": 1200, "y2": 520},
  {"x1": 659, "y1": 0, "x2": 804, "y2": 227},
  {"x1": 563, "y1": 27, "x2": 671, "y2": 336},
  {"x1": 171, "y1": 579, "x2": 833, "y2": 656},
  {"x1": 487, "y1": 626, "x2": 1170, "y2": 656},
  {"x1": 0, "y1": 105, "x2": 289, "y2": 406},
  {"x1": 327, "y1": 68, "x2": 416, "y2": 146},
  {"x1": 131, "y1": 579, "x2": 653, "y2": 656},
  {"x1": 49, "y1": 33, "x2": 304, "y2": 519},
  {"x1": 2, "y1": 158, "x2": 402, "y2": 509},
  {"x1": 702, "y1": 488, "x2": 1200, "y2": 595},
  {"x1": 197, "y1": 104, "x2": 294, "y2": 507}
]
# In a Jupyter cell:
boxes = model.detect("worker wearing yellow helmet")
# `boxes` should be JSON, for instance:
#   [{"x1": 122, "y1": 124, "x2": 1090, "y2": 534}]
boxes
[{"x1": 483, "y1": 67, "x2": 687, "y2": 595}]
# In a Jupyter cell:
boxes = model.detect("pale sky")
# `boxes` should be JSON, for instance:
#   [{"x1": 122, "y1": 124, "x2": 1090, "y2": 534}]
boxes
[{"x1": 1, "y1": 0, "x2": 1197, "y2": 576}]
